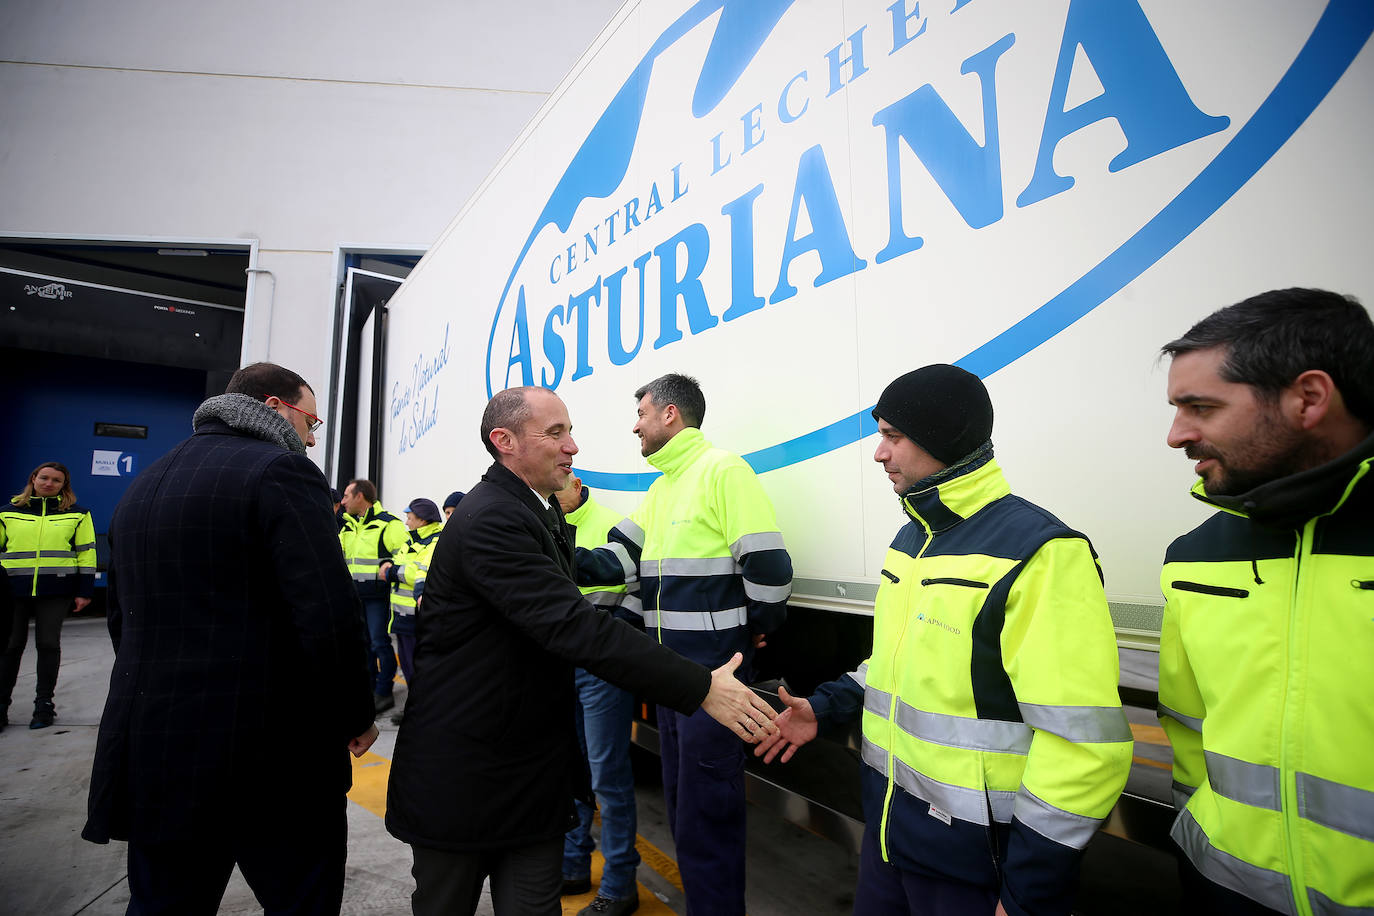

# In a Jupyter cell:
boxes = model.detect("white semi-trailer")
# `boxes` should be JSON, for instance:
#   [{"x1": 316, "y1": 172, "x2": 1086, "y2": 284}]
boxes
[{"x1": 342, "y1": 0, "x2": 1373, "y2": 864}]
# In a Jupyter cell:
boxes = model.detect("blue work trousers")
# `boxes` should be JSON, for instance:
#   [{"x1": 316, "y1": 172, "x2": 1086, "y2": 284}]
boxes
[
  {"x1": 658, "y1": 703, "x2": 746, "y2": 916},
  {"x1": 853, "y1": 824, "x2": 999, "y2": 915},
  {"x1": 563, "y1": 668, "x2": 639, "y2": 900},
  {"x1": 360, "y1": 594, "x2": 395, "y2": 696}
]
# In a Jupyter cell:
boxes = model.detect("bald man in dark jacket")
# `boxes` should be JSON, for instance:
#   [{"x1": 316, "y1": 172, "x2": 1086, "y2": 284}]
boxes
[{"x1": 386, "y1": 386, "x2": 776, "y2": 916}]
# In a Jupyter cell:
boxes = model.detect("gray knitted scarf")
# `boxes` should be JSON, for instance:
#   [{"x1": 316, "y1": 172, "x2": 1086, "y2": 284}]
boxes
[{"x1": 192, "y1": 393, "x2": 306, "y2": 454}]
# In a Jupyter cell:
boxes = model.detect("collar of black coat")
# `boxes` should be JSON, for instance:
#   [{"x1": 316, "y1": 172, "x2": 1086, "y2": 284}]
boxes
[
  {"x1": 1192, "y1": 430, "x2": 1374, "y2": 529},
  {"x1": 483, "y1": 461, "x2": 565, "y2": 532},
  {"x1": 192, "y1": 393, "x2": 306, "y2": 454}
]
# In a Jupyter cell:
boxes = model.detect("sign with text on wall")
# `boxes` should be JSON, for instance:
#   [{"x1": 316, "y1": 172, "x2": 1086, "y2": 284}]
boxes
[{"x1": 91, "y1": 450, "x2": 137, "y2": 478}]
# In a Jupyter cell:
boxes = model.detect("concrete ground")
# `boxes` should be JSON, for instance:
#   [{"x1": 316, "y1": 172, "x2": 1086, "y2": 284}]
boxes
[
  {"x1": 0, "y1": 618, "x2": 857, "y2": 915},
  {"x1": 1, "y1": 619, "x2": 1175, "y2": 915}
]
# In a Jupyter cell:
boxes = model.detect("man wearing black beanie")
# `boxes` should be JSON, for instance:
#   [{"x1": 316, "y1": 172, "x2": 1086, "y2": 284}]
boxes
[{"x1": 757, "y1": 364, "x2": 1132, "y2": 916}]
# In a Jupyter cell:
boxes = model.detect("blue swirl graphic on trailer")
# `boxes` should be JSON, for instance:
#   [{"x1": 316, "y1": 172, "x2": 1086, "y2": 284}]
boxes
[{"x1": 485, "y1": 0, "x2": 1373, "y2": 491}]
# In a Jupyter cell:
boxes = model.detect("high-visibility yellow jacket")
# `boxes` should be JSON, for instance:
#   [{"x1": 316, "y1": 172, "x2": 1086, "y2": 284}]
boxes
[
  {"x1": 589, "y1": 427, "x2": 792, "y2": 668},
  {"x1": 1, "y1": 496, "x2": 97, "y2": 599},
  {"x1": 564, "y1": 491, "x2": 638, "y2": 620},
  {"x1": 339, "y1": 502, "x2": 408, "y2": 597},
  {"x1": 1159, "y1": 435, "x2": 1374, "y2": 916},
  {"x1": 386, "y1": 521, "x2": 443, "y2": 629},
  {"x1": 809, "y1": 456, "x2": 1131, "y2": 916}
]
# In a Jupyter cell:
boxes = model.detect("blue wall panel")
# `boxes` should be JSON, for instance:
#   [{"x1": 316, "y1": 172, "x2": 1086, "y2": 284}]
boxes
[{"x1": 1, "y1": 348, "x2": 206, "y2": 538}]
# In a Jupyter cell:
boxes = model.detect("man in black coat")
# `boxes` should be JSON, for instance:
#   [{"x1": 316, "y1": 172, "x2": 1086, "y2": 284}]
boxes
[
  {"x1": 83, "y1": 362, "x2": 378, "y2": 915},
  {"x1": 385, "y1": 386, "x2": 778, "y2": 916}
]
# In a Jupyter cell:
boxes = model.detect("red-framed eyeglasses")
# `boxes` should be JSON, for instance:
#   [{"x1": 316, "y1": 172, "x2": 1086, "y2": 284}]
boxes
[{"x1": 272, "y1": 396, "x2": 324, "y2": 433}]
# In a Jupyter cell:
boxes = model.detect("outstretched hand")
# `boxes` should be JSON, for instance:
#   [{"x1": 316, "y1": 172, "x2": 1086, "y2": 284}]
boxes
[
  {"x1": 700, "y1": 652, "x2": 778, "y2": 743},
  {"x1": 753, "y1": 686, "x2": 817, "y2": 764}
]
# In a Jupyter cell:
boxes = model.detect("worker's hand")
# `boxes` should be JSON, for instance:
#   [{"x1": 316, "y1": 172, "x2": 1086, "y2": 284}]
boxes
[
  {"x1": 752, "y1": 632, "x2": 767, "y2": 649},
  {"x1": 700, "y1": 652, "x2": 777, "y2": 743},
  {"x1": 754, "y1": 686, "x2": 818, "y2": 764},
  {"x1": 377, "y1": 562, "x2": 393, "y2": 580},
  {"x1": 72, "y1": 597, "x2": 92, "y2": 613},
  {"x1": 349, "y1": 723, "x2": 380, "y2": 757}
]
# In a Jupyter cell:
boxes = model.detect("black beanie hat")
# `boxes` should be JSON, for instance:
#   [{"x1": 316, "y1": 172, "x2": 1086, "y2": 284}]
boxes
[
  {"x1": 443, "y1": 491, "x2": 465, "y2": 510},
  {"x1": 872, "y1": 364, "x2": 993, "y2": 466}
]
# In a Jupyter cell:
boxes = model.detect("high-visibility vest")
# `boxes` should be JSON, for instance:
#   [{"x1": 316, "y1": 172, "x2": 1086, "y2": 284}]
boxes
[
  {"x1": 0, "y1": 496, "x2": 96, "y2": 599},
  {"x1": 1159, "y1": 445, "x2": 1374, "y2": 915},
  {"x1": 862, "y1": 457, "x2": 1131, "y2": 899},
  {"x1": 609, "y1": 427, "x2": 792, "y2": 667},
  {"x1": 565, "y1": 493, "x2": 638, "y2": 618},
  {"x1": 339, "y1": 502, "x2": 408, "y2": 592},
  {"x1": 388, "y1": 521, "x2": 443, "y2": 620}
]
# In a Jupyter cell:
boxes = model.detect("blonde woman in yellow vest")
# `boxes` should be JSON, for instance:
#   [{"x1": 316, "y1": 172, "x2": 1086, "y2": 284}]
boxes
[{"x1": 1, "y1": 461, "x2": 96, "y2": 729}]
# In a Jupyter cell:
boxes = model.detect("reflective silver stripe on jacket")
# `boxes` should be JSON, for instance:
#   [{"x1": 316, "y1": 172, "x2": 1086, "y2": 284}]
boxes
[
  {"x1": 744, "y1": 580, "x2": 791, "y2": 602},
  {"x1": 1172, "y1": 807, "x2": 1296, "y2": 915},
  {"x1": 350, "y1": 558, "x2": 383, "y2": 568},
  {"x1": 1309, "y1": 887, "x2": 1374, "y2": 916},
  {"x1": 647, "y1": 557, "x2": 736, "y2": 576},
  {"x1": 863, "y1": 686, "x2": 890, "y2": 718},
  {"x1": 74, "y1": 542, "x2": 96, "y2": 551},
  {"x1": 621, "y1": 595, "x2": 643, "y2": 617},
  {"x1": 1, "y1": 551, "x2": 39, "y2": 560},
  {"x1": 730, "y1": 531, "x2": 786, "y2": 558},
  {"x1": 394, "y1": 585, "x2": 414, "y2": 598},
  {"x1": 864, "y1": 684, "x2": 1031, "y2": 754},
  {"x1": 1297, "y1": 772, "x2": 1374, "y2": 842},
  {"x1": 1158, "y1": 702, "x2": 1203, "y2": 733},
  {"x1": 604, "y1": 542, "x2": 638, "y2": 581},
  {"x1": 1018, "y1": 702, "x2": 1132, "y2": 743},
  {"x1": 34, "y1": 566, "x2": 77, "y2": 576},
  {"x1": 37, "y1": 549, "x2": 78, "y2": 559},
  {"x1": 1172, "y1": 780, "x2": 1197, "y2": 812},
  {"x1": 641, "y1": 606, "x2": 747, "y2": 631},
  {"x1": 586, "y1": 590, "x2": 626, "y2": 609},
  {"x1": 850, "y1": 662, "x2": 869, "y2": 688},
  {"x1": 612, "y1": 518, "x2": 645, "y2": 547},
  {"x1": 1014, "y1": 786, "x2": 1104, "y2": 849},
  {"x1": 861, "y1": 736, "x2": 1015, "y2": 826},
  {"x1": 392, "y1": 605, "x2": 415, "y2": 617},
  {"x1": 1205, "y1": 751, "x2": 1282, "y2": 811},
  {"x1": 351, "y1": 571, "x2": 378, "y2": 582},
  {"x1": 896, "y1": 702, "x2": 1033, "y2": 755}
]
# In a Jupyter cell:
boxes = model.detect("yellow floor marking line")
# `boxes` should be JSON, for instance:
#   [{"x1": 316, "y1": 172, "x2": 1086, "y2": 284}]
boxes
[
  {"x1": 348, "y1": 751, "x2": 676, "y2": 913},
  {"x1": 347, "y1": 750, "x2": 392, "y2": 818},
  {"x1": 1129, "y1": 722, "x2": 1169, "y2": 746}
]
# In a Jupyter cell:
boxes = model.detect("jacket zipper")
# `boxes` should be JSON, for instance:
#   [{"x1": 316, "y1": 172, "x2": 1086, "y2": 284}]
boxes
[
  {"x1": 881, "y1": 512, "x2": 934, "y2": 863},
  {"x1": 32, "y1": 499, "x2": 47, "y2": 597},
  {"x1": 1281, "y1": 526, "x2": 1309, "y2": 916}
]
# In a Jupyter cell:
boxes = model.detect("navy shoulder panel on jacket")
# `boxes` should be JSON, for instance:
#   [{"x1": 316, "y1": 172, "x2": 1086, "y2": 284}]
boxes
[{"x1": 1164, "y1": 511, "x2": 1295, "y2": 565}]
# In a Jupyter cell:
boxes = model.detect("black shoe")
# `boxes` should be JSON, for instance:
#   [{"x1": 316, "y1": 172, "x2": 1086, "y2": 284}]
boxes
[
  {"x1": 389, "y1": 710, "x2": 404, "y2": 726},
  {"x1": 374, "y1": 693, "x2": 395, "y2": 714},
  {"x1": 30, "y1": 701, "x2": 55, "y2": 729},
  {"x1": 560, "y1": 877, "x2": 592, "y2": 896},
  {"x1": 577, "y1": 893, "x2": 639, "y2": 916},
  {"x1": 0, "y1": 707, "x2": 8, "y2": 732}
]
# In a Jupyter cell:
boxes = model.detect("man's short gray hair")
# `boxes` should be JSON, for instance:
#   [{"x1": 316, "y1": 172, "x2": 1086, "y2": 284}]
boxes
[{"x1": 481, "y1": 387, "x2": 536, "y2": 459}]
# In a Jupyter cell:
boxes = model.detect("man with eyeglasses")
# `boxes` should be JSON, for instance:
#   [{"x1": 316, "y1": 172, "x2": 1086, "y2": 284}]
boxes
[{"x1": 83, "y1": 361, "x2": 377, "y2": 914}]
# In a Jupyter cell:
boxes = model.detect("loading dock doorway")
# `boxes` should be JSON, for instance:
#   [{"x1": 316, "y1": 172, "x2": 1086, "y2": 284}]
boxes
[{"x1": 0, "y1": 236, "x2": 252, "y2": 607}]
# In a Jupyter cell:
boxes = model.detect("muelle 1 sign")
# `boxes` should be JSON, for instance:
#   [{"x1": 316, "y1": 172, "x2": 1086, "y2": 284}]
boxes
[{"x1": 92, "y1": 450, "x2": 137, "y2": 478}]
